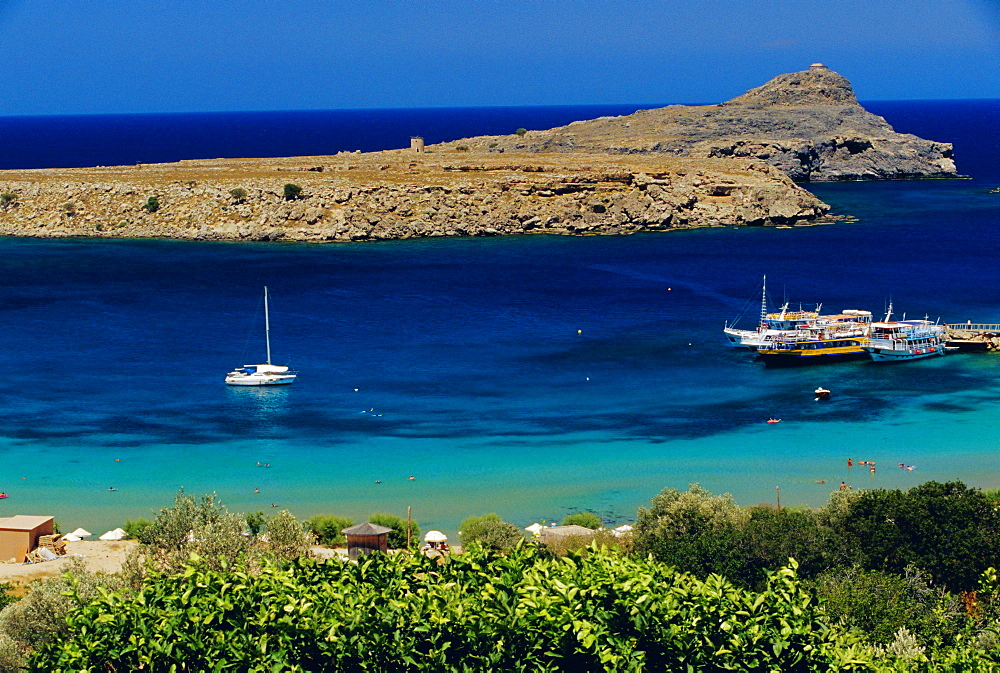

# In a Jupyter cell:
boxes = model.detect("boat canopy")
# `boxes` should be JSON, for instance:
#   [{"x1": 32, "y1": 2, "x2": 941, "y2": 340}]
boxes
[{"x1": 245, "y1": 364, "x2": 290, "y2": 374}]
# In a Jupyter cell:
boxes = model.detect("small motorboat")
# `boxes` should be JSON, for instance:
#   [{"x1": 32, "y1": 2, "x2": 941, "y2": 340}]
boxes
[
  {"x1": 766, "y1": 418, "x2": 782, "y2": 424},
  {"x1": 814, "y1": 387, "x2": 831, "y2": 400}
]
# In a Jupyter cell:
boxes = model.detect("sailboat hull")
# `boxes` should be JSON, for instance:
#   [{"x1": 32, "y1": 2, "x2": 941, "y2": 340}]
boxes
[{"x1": 225, "y1": 373, "x2": 296, "y2": 386}]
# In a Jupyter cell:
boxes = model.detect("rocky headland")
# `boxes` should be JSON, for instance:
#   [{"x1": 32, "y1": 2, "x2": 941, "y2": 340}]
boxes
[
  {"x1": 0, "y1": 65, "x2": 955, "y2": 243},
  {"x1": 0, "y1": 154, "x2": 829, "y2": 242},
  {"x1": 438, "y1": 64, "x2": 957, "y2": 182}
]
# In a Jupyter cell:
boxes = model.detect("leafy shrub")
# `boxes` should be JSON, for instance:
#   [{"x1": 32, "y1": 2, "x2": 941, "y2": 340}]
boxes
[
  {"x1": 811, "y1": 565, "x2": 961, "y2": 647},
  {"x1": 515, "y1": 128, "x2": 527, "y2": 136},
  {"x1": 228, "y1": 187, "x2": 247, "y2": 203},
  {"x1": 838, "y1": 481, "x2": 1000, "y2": 592},
  {"x1": 246, "y1": 510, "x2": 265, "y2": 537},
  {"x1": 455, "y1": 145, "x2": 469, "y2": 151},
  {"x1": 283, "y1": 183, "x2": 302, "y2": 201},
  {"x1": 28, "y1": 548, "x2": 872, "y2": 671},
  {"x1": 134, "y1": 488, "x2": 253, "y2": 574},
  {"x1": 142, "y1": 196, "x2": 160, "y2": 212},
  {"x1": 0, "y1": 192, "x2": 16, "y2": 207},
  {"x1": 369, "y1": 512, "x2": 419, "y2": 549},
  {"x1": 459, "y1": 513, "x2": 523, "y2": 550},
  {"x1": 562, "y1": 512, "x2": 602, "y2": 529},
  {"x1": 123, "y1": 518, "x2": 154, "y2": 540},
  {"x1": 487, "y1": 142, "x2": 498, "y2": 148},
  {"x1": 60, "y1": 201, "x2": 76, "y2": 214},
  {"x1": 307, "y1": 514, "x2": 354, "y2": 546},
  {"x1": 262, "y1": 510, "x2": 314, "y2": 562},
  {"x1": 0, "y1": 583, "x2": 14, "y2": 612}
]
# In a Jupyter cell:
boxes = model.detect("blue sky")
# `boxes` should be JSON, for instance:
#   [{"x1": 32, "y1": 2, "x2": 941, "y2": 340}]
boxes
[{"x1": 1, "y1": 0, "x2": 997, "y2": 116}]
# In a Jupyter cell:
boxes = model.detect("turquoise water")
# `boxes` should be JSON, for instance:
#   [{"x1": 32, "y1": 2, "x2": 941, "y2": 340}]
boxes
[{"x1": 1, "y1": 101, "x2": 999, "y2": 539}]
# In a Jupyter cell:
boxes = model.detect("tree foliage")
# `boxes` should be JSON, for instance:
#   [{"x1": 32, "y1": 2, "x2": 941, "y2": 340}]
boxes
[
  {"x1": 368, "y1": 512, "x2": 419, "y2": 549},
  {"x1": 306, "y1": 514, "x2": 354, "y2": 546},
  {"x1": 562, "y1": 512, "x2": 602, "y2": 529},
  {"x1": 29, "y1": 547, "x2": 872, "y2": 671},
  {"x1": 458, "y1": 513, "x2": 523, "y2": 550},
  {"x1": 837, "y1": 481, "x2": 1000, "y2": 591},
  {"x1": 283, "y1": 183, "x2": 302, "y2": 201},
  {"x1": 142, "y1": 195, "x2": 160, "y2": 212},
  {"x1": 228, "y1": 187, "x2": 247, "y2": 204}
]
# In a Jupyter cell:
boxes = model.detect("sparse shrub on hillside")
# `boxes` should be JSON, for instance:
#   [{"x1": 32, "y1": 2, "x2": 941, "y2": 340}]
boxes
[
  {"x1": 60, "y1": 201, "x2": 76, "y2": 215},
  {"x1": 515, "y1": 128, "x2": 527, "y2": 136},
  {"x1": 283, "y1": 183, "x2": 302, "y2": 201},
  {"x1": 0, "y1": 192, "x2": 16, "y2": 208},
  {"x1": 142, "y1": 196, "x2": 160, "y2": 212},
  {"x1": 307, "y1": 514, "x2": 354, "y2": 546},
  {"x1": 229, "y1": 187, "x2": 247, "y2": 204},
  {"x1": 455, "y1": 145, "x2": 469, "y2": 151},
  {"x1": 0, "y1": 558, "x2": 122, "y2": 669}
]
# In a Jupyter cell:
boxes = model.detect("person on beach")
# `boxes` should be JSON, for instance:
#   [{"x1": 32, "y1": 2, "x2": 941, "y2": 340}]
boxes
[{"x1": 840, "y1": 481, "x2": 847, "y2": 490}]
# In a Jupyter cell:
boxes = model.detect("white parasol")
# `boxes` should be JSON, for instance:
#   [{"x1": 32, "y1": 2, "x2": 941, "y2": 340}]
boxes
[
  {"x1": 98, "y1": 528, "x2": 126, "y2": 541},
  {"x1": 525, "y1": 523, "x2": 544, "y2": 536},
  {"x1": 424, "y1": 530, "x2": 448, "y2": 543}
]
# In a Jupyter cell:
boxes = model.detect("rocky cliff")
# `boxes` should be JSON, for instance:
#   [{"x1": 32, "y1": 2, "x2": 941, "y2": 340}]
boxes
[
  {"x1": 438, "y1": 65, "x2": 957, "y2": 182},
  {"x1": 0, "y1": 153, "x2": 829, "y2": 242}
]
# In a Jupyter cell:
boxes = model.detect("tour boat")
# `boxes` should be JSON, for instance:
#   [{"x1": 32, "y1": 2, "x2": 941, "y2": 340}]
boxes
[
  {"x1": 862, "y1": 305, "x2": 946, "y2": 362},
  {"x1": 225, "y1": 287, "x2": 297, "y2": 386},
  {"x1": 724, "y1": 277, "x2": 872, "y2": 352}
]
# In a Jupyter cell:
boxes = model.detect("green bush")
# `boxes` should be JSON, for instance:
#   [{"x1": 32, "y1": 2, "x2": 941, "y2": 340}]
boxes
[
  {"x1": 811, "y1": 566, "x2": 962, "y2": 648},
  {"x1": 262, "y1": 510, "x2": 314, "y2": 562},
  {"x1": 228, "y1": 187, "x2": 247, "y2": 203},
  {"x1": 306, "y1": 514, "x2": 354, "y2": 546},
  {"x1": 28, "y1": 548, "x2": 875, "y2": 671},
  {"x1": 515, "y1": 127, "x2": 527, "y2": 136},
  {"x1": 368, "y1": 512, "x2": 419, "y2": 549},
  {"x1": 562, "y1": 512, "x2": 602, "y2": 529},
  {"x1": 459, "y1": 513, "x2": 523, "y2": 550},
  {"x1": 142, "y1": 196, "x2": 160, "y2": 212},
  {"x1": 839, "y1": 481, "x2": 1000, "y2": 592},
  {"x1": 123, "y1": 518, "x2": 154, "y2": 540},
  {"x1": 246, "y1": 510, "x2": 265, "y2": 537},
  {"x1": 0, "y1": 192, "x2": 16, "y2": 207},
  {"x1": 60, "y1": 201, "x2": 76, "y2": 214},
  {"x1": 455, "y1": 145, "x2": 469, "y2": 151},
  {"x1": 283, "y1": 183, "x2": 302, "y2": 201}
]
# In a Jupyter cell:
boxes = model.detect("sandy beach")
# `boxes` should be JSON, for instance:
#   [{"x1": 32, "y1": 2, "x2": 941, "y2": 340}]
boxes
[{"x1": 0, "y1": 540, "x2": 136, "y2": 587}]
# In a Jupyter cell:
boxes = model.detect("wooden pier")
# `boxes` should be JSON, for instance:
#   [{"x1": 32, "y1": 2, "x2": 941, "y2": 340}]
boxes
[{"x1": 944, "y1": 323, "x2": 1000, "y2": 352}]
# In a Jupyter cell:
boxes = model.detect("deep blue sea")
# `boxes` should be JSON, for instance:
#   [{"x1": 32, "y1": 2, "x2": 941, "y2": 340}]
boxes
[{"x1": 0, "y1": 101, "x2": 998, "y2": 540}]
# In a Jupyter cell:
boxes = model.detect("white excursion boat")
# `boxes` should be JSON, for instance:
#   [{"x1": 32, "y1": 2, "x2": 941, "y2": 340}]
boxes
[
  {"x1": 862, "y1": 304, "x2": 947, "y2": 363},
  {"x1": 725, "y1": 276, "x2": 872, "y2": 351},
  {"x1": 225, "y1": 287, "x2": 297, "y2": 386}
]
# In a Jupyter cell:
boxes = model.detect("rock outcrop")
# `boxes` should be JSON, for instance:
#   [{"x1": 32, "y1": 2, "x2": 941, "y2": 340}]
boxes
[
  {"x1": 438, "y1": 64, "x2": 957, "y2": 182},
  {"x1": 0, "y1": 152, "x2": 830, "y2": 242}
]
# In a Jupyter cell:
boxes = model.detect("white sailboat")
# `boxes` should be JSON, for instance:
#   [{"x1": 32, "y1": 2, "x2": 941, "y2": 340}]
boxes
[{"x1": 225, "y1": 287, "x2": 297, "y2": 386}]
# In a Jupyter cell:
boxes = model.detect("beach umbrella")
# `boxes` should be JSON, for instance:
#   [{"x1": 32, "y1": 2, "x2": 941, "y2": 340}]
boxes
[
  {"x1": 525, "y1": 523, "x2": 544, "y2": 536},
  {"x1": 424, "y1": 530, "x2": 447, "y2": 543},
  {"x1": 612, "y1": 524, "x2": 633, "y2": 538},
  {"x1": 98, "y1": 528, "x2": 126, "y2": 541},
  {"x1": 61, "y1": 534, "x2": 81, "y2": 542},
  {"x1": 68, "y1": 527, "x2": 91, "y2": 538}
]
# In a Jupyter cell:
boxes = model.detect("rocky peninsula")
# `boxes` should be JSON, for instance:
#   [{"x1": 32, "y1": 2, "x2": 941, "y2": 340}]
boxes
[
  {"x1": 0, "y1": 65, "x2": 955, "y2": 243},
  {"x1": 0, "y1": 154, "x2": 829, "y2": 242}
]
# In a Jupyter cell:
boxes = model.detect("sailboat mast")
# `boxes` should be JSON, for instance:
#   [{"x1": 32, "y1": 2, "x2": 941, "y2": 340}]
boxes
[
  {"x1": 760, "y1": 275, "x2": 767, "y2": 327},
  {"x1": 264, "y1": 286, "x2": 272, "y2": 366}
]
